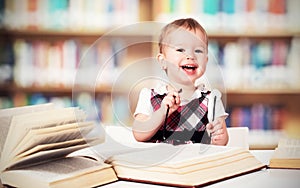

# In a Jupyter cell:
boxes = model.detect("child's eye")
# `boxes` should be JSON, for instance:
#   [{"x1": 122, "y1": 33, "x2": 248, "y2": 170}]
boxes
[
  {"x1": 195, "y1": 49, "x2": 203, "y2": 53},
  {"x1": 176, "y1": 48, "x2": 185, "y2": 52}
]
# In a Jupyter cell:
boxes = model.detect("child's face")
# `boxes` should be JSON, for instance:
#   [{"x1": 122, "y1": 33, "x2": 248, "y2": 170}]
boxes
[{"x1": 159, "y1": 28, "x2": 208, "y2": 86}]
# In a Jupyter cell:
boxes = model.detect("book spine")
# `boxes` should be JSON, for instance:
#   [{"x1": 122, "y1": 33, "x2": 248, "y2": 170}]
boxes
[
  {"x1": 0, "y1": 0, "x2": 4, "y2": 28},
  {"x1": 0, "y1": 41, "x2": 14, "y2": 84},
  {"x1": 27, "y1": 0, "x2": 38, "y2": 30},
  {"x1": 48, "y1": 0, "x2": 68, "y2": 29},
  {"x1": 227, "y1": 104, "x2": 286, "y2": 130}
]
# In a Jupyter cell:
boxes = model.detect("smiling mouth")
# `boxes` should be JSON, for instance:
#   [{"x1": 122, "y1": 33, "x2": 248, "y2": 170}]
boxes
[{"x1": 181, "y1": 65, "x2": 197, "y2": 71}]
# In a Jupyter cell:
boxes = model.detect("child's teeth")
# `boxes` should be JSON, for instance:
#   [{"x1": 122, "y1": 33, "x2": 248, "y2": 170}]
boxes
[{"x1": 182, "y1": 65, "x2": 196, "y2": 70}]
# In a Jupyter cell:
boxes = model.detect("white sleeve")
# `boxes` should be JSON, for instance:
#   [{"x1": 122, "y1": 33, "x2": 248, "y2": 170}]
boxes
[
  {"x1": 133, "y1": 88, "x2": 153, "y2": 117},
  {"x1": 215, "y1": 99, "x2": 228, "y2": 119},
  {"x1": 207, "y1": 90, "x2": 228, "y2": 122}
]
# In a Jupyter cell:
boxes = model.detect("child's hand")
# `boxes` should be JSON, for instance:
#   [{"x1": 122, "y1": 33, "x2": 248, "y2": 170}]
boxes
[
  {"x1": 162, "y1": 91, "x2": 181, "y2": 115},
  {"x1": 206, "y1": 118, "x2": 228, "y2": 146}
]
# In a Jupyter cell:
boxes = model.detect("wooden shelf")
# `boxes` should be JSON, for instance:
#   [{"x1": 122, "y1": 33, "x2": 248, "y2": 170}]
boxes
[
  {"x1": 226, "y1": 88, "x2": 300, "y2": 95},
  {"x1": 207, "y1": 30, "x2": 300, "y2": 38},
  {"x1": 0, "y1": 84, "x2": 126, "y2": 95},
  {"x1": 0, "y1": 26, "x2": 159, "y2": 38},
  {"x1": 1, "y1": 84, "x2": 299, "y2": 96},
  {"x1": 1, "y1": 27, "x2": 299, "y2": 39}
]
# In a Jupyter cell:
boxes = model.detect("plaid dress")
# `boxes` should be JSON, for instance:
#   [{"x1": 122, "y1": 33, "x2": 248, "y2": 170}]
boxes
[{"x1": 148, "y1": 89, "x2": 211, "y2": 145}]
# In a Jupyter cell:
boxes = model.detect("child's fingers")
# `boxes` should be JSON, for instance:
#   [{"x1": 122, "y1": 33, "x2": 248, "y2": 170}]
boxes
[
  {"x1": 207, "y1": 120, "x2": 221, "y2": 133},
  {"x1": 211, "y1": 128, "x2": 224, "y2": 137},
  {"x1": 206, "y1": 123, "x2": 213, "y2": 131},
  {"x1": 172, "y1": 91, "x2": 180, "y2": 104},
  {"x1": 208, "y1": 118, "x2": 228, "y2": 145},
  {"x1": 165, "y1": 92, "x2": 180, "y2": 106},
  {"x1": 211, "y1": 124, "x2": 222, "y2": 134},
  {"x1": 161, "y1": 92, "x2": 180, "y2": 114},
  {"x1": 162, "y1": 94, "x2": 173, "y2": 106},
  {"x1": 211, "y1": 134, "x2": 225, "y2": 143}
]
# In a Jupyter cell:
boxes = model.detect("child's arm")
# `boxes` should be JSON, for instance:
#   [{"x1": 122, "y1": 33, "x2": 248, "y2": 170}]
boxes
[
  {"x1": 206, "y1": 116, "x2": 228, "y2": 146},
  {"x1": 132, "y1": 91, "x2": 180, "y2": 142}
]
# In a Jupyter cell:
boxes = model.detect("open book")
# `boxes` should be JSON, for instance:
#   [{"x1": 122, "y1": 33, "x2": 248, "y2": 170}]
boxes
[
  {"x1": 269, "y1": 138, "x2": 300, "y2": 169},
  {"x1": 0, "y1": 103, "x2": 114, "y2": 188},
  {"x1": 62, "y1": 129, "x2": 267, "y2": 188},
  {"x1": 0, "y1": 104, "x2": 266, "y2": 188},
  {"x1": 104, "y1": 143, "x2": 265, "y2": 187}
]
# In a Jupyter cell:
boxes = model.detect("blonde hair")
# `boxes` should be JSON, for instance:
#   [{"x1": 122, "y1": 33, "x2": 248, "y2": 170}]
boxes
[{"x1": 158, "y1": 18, "x2": 208, "y2": 53}]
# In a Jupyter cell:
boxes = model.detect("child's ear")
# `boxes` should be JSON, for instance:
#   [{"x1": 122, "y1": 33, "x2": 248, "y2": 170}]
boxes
[{"x1": 157, "y1": 53, "x2": 167, "y2": 70}]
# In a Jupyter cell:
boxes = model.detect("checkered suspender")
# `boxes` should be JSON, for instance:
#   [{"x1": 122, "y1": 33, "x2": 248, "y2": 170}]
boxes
[{"x1": 149, "y1": 90, "x2": 210, "y2": 144}]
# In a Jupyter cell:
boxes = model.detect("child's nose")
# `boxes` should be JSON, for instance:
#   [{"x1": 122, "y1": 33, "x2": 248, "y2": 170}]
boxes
[{"x1": 185, "y1": 52, "x2": 195, "y2": 60}]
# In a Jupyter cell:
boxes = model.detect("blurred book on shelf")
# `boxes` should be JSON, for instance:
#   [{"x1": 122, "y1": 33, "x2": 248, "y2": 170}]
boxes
[
  {"x1": 209, "y1": 37, "x2": 300, "y2": 91},
  {"x1": 1, "y1": 0, "x2": 139, "y2": 31},
  {"x1": 5, "y1": 35, "x2": 300, "y2": 92},
  {"x1": 226, "y1": 104, "x2": 288, "y2": 149},
  {"x1": 154, "y1": 0, "x2": 300, "y2": 33},
  {"x1": 11, "y1": 38, "x2": 126, "y2": 88},
  {"x1": 0, "y1": 40, "x2": 14, "y2": 85},
  {"x1": 227, "y1": 104, "x2": 286, "y2": 130},
  {"x1": 0, "y1": 92, "x2": 131, "y2": 125}
]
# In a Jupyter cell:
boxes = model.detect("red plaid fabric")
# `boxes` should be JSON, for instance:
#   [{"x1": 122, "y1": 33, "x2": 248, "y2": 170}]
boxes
[{"x1": 149, "y1": 89, "x2": 211, "y2": 144}]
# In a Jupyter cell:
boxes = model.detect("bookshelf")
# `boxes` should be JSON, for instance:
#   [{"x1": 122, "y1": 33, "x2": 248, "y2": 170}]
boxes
[{"x1": 0, "y1": 0, "x2": 299, "y2": 148}]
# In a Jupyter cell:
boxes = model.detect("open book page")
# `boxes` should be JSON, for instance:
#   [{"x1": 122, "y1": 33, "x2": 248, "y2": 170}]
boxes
[
  {"x1": 2, "y1": 142, "x2": 92, "y2": 171},
  {"x1": 271, "y1": 137, "x2": 300, "y2": 159},
  {"x1": 271, "y1": 138, "x2": 300, "y2": 160},
  {"x1": 106, "y1": 143, "x2": 242, "y2": 168},
  {"x1": 1, "y1": 107, "x2": 86, "y2": 164},
  {"x1": 278, "y1": 138, "x2": 300, "y2": 148},
  {"x1": 1, "y1": 125, "x2": 104, "y2": 171},
  {"x1": 69, "y1": 141, "x2": 160, "y2": 163},
  {"x1": 272, "y1": 147, "x2": 300, "y2": 159},
  {"x1": 0, "y1": 104, "x2": 54, "y2": 118},
  {"x1": 0, "y1": 103, "x2": 54, "y2": 158},
  {"x1": 9, "y1": 121, "x2": 95, "y2": 159},
  {"x1": 17, "y1": 138, "x2": 99, "y2": 159},
  {"x1": 0, "y1": 156, "x2": 117, "y2": 188}
]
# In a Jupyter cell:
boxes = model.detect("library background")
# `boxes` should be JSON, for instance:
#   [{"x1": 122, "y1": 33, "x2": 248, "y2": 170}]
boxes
[{"x1": 0, "y1": 0, "x2": 299, "y2": 149}]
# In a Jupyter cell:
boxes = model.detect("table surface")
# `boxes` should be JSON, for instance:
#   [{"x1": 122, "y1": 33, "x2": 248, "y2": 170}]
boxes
[{"x1": 99, "y1": 150, "x2": 300, "y2": 188}]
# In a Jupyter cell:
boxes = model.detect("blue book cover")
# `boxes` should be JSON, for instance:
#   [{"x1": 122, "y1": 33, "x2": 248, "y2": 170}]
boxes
[
  {"x1": 203, "y1": 0, "x2": 220, "y2": 15},
  {"x1": 0, "y1": 41, "x2": 14, "y2": 83},
  {"x1": 49, "y1": 0, "x2": 68, "y2": 12},
  {"x1": 263, "y1": 105, "x2": 272, "y2": 130},
  {"x1": 170, "y1": 0, "x2": 176, "y2": 13},
  {"x1": 242, "y1": 106, "x2": 252, "y2": 129},
  {"x1": 48, "y1": 0, "x2": 69, "y2": 29},
  {"x1": 0, "y1": 0, "x2": 4, "y2": 27},
  {"x1": 251, "y1": 42, "x2": 272, "y2": 69},
  {"x1": 222, "y1": 0, "x2": 235, "y2": 14},
  {"x1": 29, "y1": 93, "x2": 48, "y2": 105}
]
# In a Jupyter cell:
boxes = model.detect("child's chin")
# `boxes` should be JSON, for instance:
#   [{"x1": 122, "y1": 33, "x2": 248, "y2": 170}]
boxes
[{"x1": 179, "y1": 76, "x2": 196, "y2": 85}]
